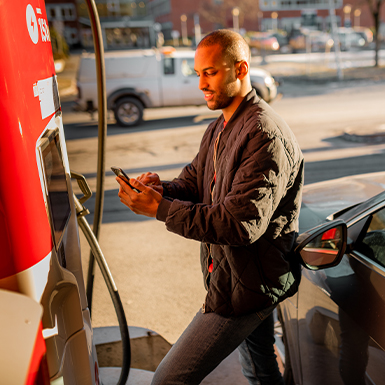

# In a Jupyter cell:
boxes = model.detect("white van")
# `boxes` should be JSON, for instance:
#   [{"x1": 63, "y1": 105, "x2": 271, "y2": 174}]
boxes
[{"x1": 76, "y1": 47, "x2": 278, "y2": 127}]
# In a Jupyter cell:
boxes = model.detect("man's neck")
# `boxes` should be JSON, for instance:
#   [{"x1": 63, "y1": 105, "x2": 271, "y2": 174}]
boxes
[{"x1": 222, "y1": 91, "x2": 249, "y2": 122}]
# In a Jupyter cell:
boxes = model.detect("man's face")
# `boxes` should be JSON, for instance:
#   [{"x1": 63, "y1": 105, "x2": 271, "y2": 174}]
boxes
[{"x1": 194, "y1": 44, "x2": 239, "y2": 112}]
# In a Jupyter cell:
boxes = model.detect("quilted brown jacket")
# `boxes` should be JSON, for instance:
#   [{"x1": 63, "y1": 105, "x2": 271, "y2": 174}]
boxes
[{"x1": 156, "y1": 89, "x2": 304, "y2": 317}]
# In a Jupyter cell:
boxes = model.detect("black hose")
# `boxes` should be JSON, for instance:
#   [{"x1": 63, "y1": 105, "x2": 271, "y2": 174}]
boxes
[
  {"x1": 75, "y1": 197, "x2": 131, "y2": 383},
  {"x1": 84, "y1": 0, "x2": 107, "y2": 315},
  {"x1": 73, "y1": 194, "x2": 132, "y2": 385},
  {"x1": 81, "y1": 1, "x2": 131, "y2": 384}
]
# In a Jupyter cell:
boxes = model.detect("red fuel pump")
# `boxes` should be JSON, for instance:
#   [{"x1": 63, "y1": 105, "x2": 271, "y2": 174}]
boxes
[
  {"x1": 0, "y1": 1, "x2": 172, "y2": 384},
  {"x1": 0, "y1": 1, "x2": 100, "y2": 383}
]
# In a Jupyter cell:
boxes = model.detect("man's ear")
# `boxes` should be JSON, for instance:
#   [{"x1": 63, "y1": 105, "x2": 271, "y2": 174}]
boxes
[{"x1": 236, "y1": 60, "x2": 249, "y2": 80}]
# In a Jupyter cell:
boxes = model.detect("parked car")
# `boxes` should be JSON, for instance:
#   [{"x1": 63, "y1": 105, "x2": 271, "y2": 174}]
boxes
[
  {"x1": 245, "y1": 32, "x2": 280, "y2": 54},
  {"x1": 277, "y1": 171, "x2": 385, "y2": 384},
  {"x1": 269, "y1": 31, "x2": 292, "y2": 53},
  {"x1": 288, "y1": 29, "x2": 306, "y2": 52},
  {"x1": 353, "y1": 27, "x2": 374, "y2": 46},
  {"x1": 337, "y1": 27, "x2": 366, "y2": 50},
  {"x1": 76, "y1": 47, "x2": 278, "y2": 127},
  {"x1": 289, "y1": 28, "x2": 333, "y2": 52}
]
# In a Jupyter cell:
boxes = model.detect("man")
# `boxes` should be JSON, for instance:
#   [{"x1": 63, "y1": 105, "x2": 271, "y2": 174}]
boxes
[{"x1": 116, "y1": 29, "x2": 304, "y2": 384}]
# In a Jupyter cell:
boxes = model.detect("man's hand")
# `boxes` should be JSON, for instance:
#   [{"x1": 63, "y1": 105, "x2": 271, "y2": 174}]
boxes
[
  {"x1": 137, "y1": 172, "x2": 163, "y2": 195},
  {"x1": 116, "y1": 177, "x2": 162, "y2": 218}
]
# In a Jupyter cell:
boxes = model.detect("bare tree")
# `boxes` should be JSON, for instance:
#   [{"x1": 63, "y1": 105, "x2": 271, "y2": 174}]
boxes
[{"x1": 364, "y1": 0, "x2": 384, "y2": 66}]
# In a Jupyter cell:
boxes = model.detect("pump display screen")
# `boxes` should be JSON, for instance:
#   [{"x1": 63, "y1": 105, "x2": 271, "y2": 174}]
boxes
[{"x1": 40, "y1": 129, "x2": 71, "y2": 247}]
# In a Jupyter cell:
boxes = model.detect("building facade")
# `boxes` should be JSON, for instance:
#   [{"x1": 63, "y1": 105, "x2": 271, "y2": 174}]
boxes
[
  {"x1": 44, "y1": 0, "x2": 384, "y2": 49},
  {"x1": 148, "y1": 0, "x2": 384, "y2": 40},
  {"x1": 45, "y1": 0, "x2": 81, "y2": 46},
  {"x1": 45, "y1": 0, "x2": 158, "y2": 49},
  {"x1": 258, "y1": 0, "x2": 379, "y2": 32},
  {"x1": 148, "y1": 0, "x2": 262, "y2": 43}
]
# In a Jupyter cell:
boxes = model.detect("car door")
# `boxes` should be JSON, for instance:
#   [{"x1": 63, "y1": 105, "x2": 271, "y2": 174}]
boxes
[
  {"x1": 160, "y1": 56, "x2": 203, "y2": 107},
  {"x1": 296, "y1": 204, "x2": 385, "y2": 384},
  {"x1": 160, "y1": 56, "x2": 182, "y2": 106},
  {"x1": 178, "y1": 57, "x2": 204, "y2": 106}
]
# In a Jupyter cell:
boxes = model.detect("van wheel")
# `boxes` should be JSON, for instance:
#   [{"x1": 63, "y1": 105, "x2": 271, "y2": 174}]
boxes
[{"x1": 114, "y1": 97, "x2": 143, "y2": 127}]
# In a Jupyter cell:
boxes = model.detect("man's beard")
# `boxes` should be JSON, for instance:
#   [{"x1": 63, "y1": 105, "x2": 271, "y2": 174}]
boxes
[
  {"x1": 207, "y1": 92, "x2": 234, "y2": 111},
  {"x1": 206, "y1": 82, "x2": 237, "y2": 111}
]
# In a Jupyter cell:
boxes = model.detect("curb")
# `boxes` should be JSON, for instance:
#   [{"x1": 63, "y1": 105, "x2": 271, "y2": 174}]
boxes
[{"x1": 343, "y1": 124, "x2": 385, "y2": 143}]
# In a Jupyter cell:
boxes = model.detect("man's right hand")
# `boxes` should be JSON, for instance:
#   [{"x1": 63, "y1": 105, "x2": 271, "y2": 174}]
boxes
[{"x1": 137, "y1": 172, "x2": 163, "y2": 195}]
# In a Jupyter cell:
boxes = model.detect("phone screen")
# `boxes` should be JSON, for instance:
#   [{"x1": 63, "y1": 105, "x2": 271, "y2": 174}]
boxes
[{"x1": 111, "y1": 166, "x2": 140, "y2": 192}]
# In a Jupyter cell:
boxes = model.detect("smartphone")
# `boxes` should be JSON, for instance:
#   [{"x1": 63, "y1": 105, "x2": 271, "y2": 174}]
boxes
[{"x1": 111, "y1": 166, "x2": 140, "y2": 193}]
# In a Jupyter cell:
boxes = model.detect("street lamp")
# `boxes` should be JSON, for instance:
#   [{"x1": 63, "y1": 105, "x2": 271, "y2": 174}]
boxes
[
  {"x1": 271, "y1": 12, "x2": 278, "y2": 31},
  {"x1": 258, "y1": 11, "x2": 263, "y2": 32},
  {"x1": 354, "y1": 8, "x2": 361, "y2": 27},
  {"x1": 194, "y1": 13, "x2": 202, "y2": 45},
  {"x1": 232, "y1": 7, "x2": 240, "y2": 33},
  {"x1": 181, "y1": 14, "x2": 188, "y2": 46},
  {"x1": 343, "y1": 4, "x2": 352, "y2": 27}
]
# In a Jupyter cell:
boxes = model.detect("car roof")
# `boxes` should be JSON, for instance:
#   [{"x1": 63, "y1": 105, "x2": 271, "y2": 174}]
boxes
[
  {"x1": 300, "y1": 171, "x2": 385, "y2": 232},
  {"x1": 337, "y1": 190, "x2": 385, "y2": 223},
  {"x1": 82, "y1": 48, "x2": 197, "y2": 60}
]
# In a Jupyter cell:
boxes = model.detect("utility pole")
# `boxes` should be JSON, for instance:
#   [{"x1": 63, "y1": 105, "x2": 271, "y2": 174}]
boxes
[{"x1": 328, "y1": 0, "x2": 343, "y2": 80}]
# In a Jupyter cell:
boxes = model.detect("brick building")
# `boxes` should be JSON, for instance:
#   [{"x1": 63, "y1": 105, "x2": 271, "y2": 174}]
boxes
[
  {"x1": 148, "y1": 0, "x2": 262, "y2": 42},
  {"x1": 45, "y1": 0, "x2": 81, "y2": 46},
  {"x1": 258, "y1": 0, "x2": 381, "y2": 32},
  {"x1": 148, "y1": 0, "x2": 384, "y2": 41},
  {"x1": 45, "y1": 1, "x2": 158, "y2": 49},
  {"x1": 44, "y1": 0, "x2": 384, "y2": 49}
]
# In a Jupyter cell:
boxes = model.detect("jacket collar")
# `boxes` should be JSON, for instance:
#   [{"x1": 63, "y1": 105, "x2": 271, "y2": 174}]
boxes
[
  {"x1": 211, "y1": 89, "x2": 260, "y2": 160},
  {"x1": 214, "y1": 88, "x2": 259, "y2": 139}
]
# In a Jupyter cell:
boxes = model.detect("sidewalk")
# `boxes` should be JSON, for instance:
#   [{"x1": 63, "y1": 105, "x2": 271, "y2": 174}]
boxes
[{"x1": 254, "y1": 57, "x2": 385, "y2": 143}]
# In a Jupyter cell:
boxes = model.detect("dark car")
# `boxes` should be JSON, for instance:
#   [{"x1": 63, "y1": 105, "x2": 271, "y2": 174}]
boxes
[
  {"x1": 337, "y1": 27, "x2": 366, "y2": 51},
  {"x1": 269, "y1": 31, "x2": 292, "y2": 53},
  {"x1": 276, "y1": 171, "x2": 385, "y2": 385},
  {"x1": 353, "y1": 27, "x2": 374, "y2": 46},
  {"x1": 245, "y1": 32, "x2": 280, "y2": 54}
]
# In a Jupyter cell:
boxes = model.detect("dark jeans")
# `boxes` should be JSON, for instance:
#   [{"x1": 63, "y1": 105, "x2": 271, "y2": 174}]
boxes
[{"x1": 151, "y1": 306, "x2": 284, "y2": 385}]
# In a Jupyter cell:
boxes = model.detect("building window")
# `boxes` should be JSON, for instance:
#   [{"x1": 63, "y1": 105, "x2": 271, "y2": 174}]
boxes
[
  {"x1": 46, "y1": 4, "x2": 76, "y2": 21},
  {"x1": 150, "y1": 0, "x2": 171, "y2": 18},
  {"x1": 163, "y1": 57, "x2": 175, "y2": 75},
  {"x1": 64, "y1": 27, "x2": 79, "y2": 44}
]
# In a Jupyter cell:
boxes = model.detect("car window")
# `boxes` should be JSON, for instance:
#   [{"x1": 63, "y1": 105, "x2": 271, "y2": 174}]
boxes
[
  {"x1": 355, "y1": 207, "x2": 385, "y2": 268},
  {"x1": 181, "y1": 58, "x2": 195, "y2": 77},
  {"x1": 163, "y1": 57, "x2": 175, "y2": 75}
]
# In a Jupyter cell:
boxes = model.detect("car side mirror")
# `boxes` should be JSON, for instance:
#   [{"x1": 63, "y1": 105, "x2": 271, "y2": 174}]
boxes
[{"x1": 295, "y1": 219, "x2": 347, "y2": 270}]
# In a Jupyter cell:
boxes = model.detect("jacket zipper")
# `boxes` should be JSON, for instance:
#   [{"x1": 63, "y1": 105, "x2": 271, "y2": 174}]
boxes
[
  {"x1": 204, "y1": 243, "x2": 211, "y2": 288},
  {"x1": 203, "y1": 124, "x2": 225, "y2": 311}
]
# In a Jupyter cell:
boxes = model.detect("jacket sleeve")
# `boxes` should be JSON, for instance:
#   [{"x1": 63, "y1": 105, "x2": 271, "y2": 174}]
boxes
[
  {"x1": 157, "y1": 120, "x2": 217, "y2": 214},
  {"x1": 161, "y1": 156, "x2": 200, "y2": 202},
  {"x1": 158, "y1": 128, "x2": 295, "y2": 246}
]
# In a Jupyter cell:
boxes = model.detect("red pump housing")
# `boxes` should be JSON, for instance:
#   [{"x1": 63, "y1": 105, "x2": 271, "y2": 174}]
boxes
[{"x1": 0, "y1": 1, "x2": 99, "y2": 383}]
